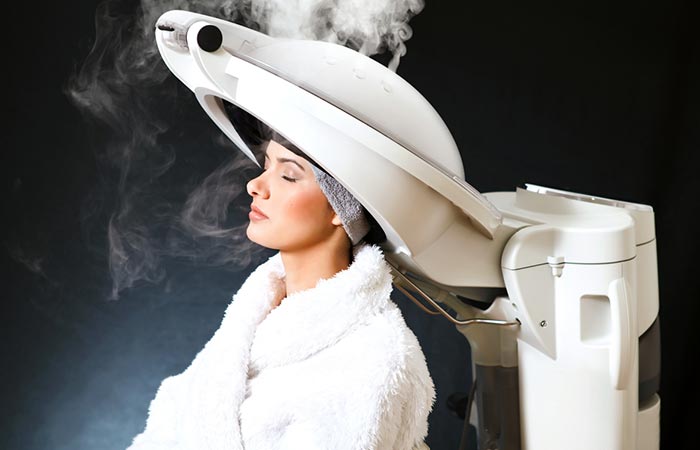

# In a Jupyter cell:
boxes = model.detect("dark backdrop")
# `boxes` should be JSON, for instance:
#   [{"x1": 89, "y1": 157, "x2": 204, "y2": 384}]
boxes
[{"x1": 3, "y1": 1, "x2": 698, "y2": 449}]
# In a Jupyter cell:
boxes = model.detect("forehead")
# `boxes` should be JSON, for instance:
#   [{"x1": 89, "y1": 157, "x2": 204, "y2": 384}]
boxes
[
  {"x1": 264, "y1": 139, "x2": 294, "y2": 156},
  {"x1": 265, "y1": 140, "x2": 311, "y2": 167}
]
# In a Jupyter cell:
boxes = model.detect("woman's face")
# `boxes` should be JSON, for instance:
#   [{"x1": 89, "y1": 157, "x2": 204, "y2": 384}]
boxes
[{"x1": 246, "y1": 140, "x2": 341, "y2": 251}]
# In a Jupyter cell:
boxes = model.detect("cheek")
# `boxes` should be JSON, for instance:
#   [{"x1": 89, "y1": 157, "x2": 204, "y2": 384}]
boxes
[{"x1": 282, "y1": 188, "x2": 331, "y2": 225}]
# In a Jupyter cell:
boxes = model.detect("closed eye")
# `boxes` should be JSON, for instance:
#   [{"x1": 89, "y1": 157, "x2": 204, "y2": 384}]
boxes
[{"x1": 263, "y1": 152, "x2": 302, "y2": 182}]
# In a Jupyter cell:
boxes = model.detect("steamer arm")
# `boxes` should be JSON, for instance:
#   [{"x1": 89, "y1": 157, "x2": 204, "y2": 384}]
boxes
[{"x1": 155, "y1": 10, "x2": 661, "y2": 450}]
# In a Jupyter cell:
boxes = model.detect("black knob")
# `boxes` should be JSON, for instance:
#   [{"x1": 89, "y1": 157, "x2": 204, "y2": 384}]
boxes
[{"x1": 197, "y1": 25, "x2": 223, "y2": 52}]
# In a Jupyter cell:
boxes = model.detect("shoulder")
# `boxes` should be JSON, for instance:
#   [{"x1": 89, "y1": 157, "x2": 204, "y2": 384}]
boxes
[
  {"x1": 342, "y1": 303, "x2": 436, "y2": 448},
  {"x1": 348, "y1": 300, "x2": 435, "y2": 395}
]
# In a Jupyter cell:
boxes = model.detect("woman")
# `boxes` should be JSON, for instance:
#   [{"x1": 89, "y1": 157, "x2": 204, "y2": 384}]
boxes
[{"x1": 126, "y1": 117, "x2": 436, "y2": 449}]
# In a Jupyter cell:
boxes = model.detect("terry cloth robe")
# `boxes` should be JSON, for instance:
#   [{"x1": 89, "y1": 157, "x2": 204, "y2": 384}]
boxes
[{"x1": 127, "y1": 243, "x2": 436, "y2": 450}]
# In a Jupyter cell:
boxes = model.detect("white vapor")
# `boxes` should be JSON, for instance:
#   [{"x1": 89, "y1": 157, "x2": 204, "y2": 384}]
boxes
[{"x1": 66, "y1": 0, "x2": 425, "y2": 298}]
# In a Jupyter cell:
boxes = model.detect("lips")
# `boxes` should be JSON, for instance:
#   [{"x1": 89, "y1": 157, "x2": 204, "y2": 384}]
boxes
[{"x1": 249, "y1": 204, "x2": 268, "y2": 220}]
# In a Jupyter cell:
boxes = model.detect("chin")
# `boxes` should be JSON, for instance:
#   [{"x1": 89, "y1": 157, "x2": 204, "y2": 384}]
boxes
[
  {"x1": 248, "y1": 222, "x2": 294, "y2": 251},
  {"x1": 247, "y1": 221, "x2": 334, "y2": 252},
  {"x1": 246, "y1": 223, "x2": 275, "y2": 249}
]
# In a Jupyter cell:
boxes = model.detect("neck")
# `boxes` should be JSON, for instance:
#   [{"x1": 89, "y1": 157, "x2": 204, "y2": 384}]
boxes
[{"x1": 279, "y1": 241, "x2": 351, "y2": 304}]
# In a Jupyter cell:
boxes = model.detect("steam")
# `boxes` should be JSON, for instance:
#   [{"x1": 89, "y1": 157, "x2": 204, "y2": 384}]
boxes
[
  {"x1": 249, "y1": 0, "x2": 424, "y2": 71},
  {"x1": 65, "y1": 0, "x2": 424, "y2": 299}
]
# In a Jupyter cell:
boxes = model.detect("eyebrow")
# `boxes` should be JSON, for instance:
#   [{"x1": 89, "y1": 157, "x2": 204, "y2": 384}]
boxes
[{"x1": 264, "y1": 153, "x2": 306, "y2": 172}]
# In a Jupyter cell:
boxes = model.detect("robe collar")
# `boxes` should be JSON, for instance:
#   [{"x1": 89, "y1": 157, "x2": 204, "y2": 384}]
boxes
[{"x1": 248, "y1": 243, "x2": 394, "y2": 374}]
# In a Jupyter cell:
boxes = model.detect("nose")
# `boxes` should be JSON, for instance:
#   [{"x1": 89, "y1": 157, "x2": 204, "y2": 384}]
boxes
[{"x1": 246, "y1": 171, "x2": 270, "y2": 199}]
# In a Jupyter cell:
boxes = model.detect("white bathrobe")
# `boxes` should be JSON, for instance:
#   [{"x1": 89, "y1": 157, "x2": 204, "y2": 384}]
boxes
[{"x1": 127, "y1": 244, "x2": 436, "y2": 450}]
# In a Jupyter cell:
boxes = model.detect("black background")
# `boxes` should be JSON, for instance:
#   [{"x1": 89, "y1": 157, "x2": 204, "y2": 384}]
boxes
[{"x1": 3, "y1": 0, "x2": 698, "y2": 449}]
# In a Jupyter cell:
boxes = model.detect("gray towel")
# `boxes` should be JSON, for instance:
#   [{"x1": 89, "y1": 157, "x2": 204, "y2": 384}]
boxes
[{"x1": 310, "y1": 166, "x2": 370, "y2": 245}]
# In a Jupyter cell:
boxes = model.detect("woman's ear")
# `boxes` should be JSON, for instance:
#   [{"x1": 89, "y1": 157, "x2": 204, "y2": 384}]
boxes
[{"x1": 331, "y1": 212, "x2": 343, "y2": 227}]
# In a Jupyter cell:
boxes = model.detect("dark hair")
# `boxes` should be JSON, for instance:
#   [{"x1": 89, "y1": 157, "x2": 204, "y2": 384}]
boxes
[
  {"x1": 221, "y1": 98, "x2": 386, "y2": 245},
  {"x1": 361, "y1": 210, "x2": 386, "y2": 245}
]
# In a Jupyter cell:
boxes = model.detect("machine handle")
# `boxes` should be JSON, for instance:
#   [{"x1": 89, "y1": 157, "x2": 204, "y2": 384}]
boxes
[
  {"x1": 388, "y1": 261, "x2": 520, "y2": 328},
  {"x1": 609, "y1": 278, "x2": 634, "y2": 390}
]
